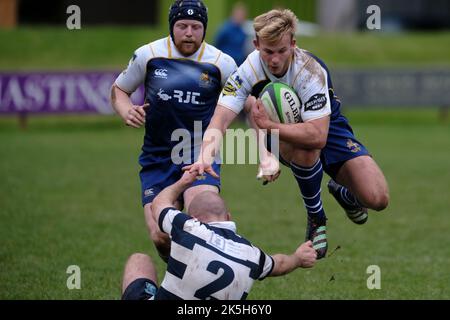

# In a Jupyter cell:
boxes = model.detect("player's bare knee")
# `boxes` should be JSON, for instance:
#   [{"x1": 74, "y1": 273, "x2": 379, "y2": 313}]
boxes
[
  {"x1": 366, "y1": 190, "x2": 389, "y2": 211},
  {"x1": 123, "y1": 253, "x2": 157, "y2": 292},
  {"x1": 128, "y1": 252, "x2": 150, "y2": 264},
  {"x1": 374, "y1": 191, "x2": 389, "y2": 211},
  {"x1": 124, "y1": 253, "x2": 153, "y2": 277}
]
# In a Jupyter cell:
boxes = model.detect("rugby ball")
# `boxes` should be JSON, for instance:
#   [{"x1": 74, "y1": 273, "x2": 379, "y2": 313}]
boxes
[{"x1": 259, "y1": 82, "x2": 301, "y2": 123}]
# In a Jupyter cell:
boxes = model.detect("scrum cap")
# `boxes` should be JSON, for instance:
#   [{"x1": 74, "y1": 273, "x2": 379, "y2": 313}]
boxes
[{"x1": 169, "y1": 0, "x2": 208, "y2": 41}]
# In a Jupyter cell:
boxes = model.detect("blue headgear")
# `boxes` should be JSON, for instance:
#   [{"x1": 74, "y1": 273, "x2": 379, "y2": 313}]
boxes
[{"x1": 169, "y1": 0, "x2": 208, "y2": 41}]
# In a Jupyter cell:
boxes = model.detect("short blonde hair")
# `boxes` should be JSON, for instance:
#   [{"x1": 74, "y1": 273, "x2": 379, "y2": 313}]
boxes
[{"x1": 253, "y1": 9, "x2": 298, "y2": 43}]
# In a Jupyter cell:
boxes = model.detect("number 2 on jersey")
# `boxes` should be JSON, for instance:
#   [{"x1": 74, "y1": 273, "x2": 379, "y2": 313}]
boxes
[{"x1": 194, "y1": 260, "x2": 235, "y2": 299}]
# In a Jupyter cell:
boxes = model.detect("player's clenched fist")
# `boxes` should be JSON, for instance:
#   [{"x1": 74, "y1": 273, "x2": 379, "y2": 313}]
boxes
[
  {"x1": 125, "y1": 103, "x2": 149, "y2": 128},
  {"x1": 256, "y1": 152, "x2": 281, "y2": 185},
  {"x1": 296, "y1": 241, "x2": 317, "y2": 268}
]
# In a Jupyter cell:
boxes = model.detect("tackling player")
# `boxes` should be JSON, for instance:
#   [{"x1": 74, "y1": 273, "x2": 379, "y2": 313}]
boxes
[
  {"x1": 121, "y1": 171, "x2": 317, "y2": 300},
  {"x1": 110, "y1": 0, "x2": 237, "y2": 260},
  {"x1": 185, "y1": 9, "x2": 389, "y2": 259}
]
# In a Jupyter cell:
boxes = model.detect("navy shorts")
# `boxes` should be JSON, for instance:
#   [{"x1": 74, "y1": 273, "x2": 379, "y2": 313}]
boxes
[
  {"x1": 320, "y1": 115, "x2": 370, "y2": 179},
  {"x1": 122, "y1": 278, "x2": 158, "y2": 300},
  {"x1": 269, "y1": 114, "x2": 370, "y2": 179},
  {"x1": 140, "y1": 161, "x2": 221, "y2": 206}
]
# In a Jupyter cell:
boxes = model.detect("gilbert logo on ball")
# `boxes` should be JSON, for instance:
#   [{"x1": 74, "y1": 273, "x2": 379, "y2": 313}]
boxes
[{"x1": 259, "y1": 82, "x2": 301, "y2": 123}]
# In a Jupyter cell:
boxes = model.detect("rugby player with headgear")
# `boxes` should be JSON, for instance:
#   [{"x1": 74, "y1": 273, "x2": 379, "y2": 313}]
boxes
[{"x1": 111, "y1": 0, "x2": 237, "y2": 261}]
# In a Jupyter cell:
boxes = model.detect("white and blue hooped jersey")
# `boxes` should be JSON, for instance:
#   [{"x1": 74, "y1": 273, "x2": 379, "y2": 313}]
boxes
[
  {"x1": 156, "y1": 208, "x2": 274, "y2": 300},
  {"x1": 218, "y1": 47, "x2": 339, "y2": 122},
  {"x1": 115, "y1": 37, "x2": 236, "y2": 166}
]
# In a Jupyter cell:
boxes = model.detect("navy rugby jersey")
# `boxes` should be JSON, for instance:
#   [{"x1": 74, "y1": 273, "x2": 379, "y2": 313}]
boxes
[{"x1": 115, "y1": 37, "x2": 236, "y2": 166}]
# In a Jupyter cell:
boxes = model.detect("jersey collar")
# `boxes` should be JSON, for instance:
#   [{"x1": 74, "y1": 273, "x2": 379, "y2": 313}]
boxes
[{"x1": 207, "y1": 221, "x2": 237, "y2": 233}]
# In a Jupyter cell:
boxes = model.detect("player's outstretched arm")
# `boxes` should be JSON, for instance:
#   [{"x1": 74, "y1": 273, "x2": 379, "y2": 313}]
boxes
[
  {"x1": 183, "y1": 105, "x2": 237, "y2": 177},
  {"x1": 152, "y1": 171, "x2": 199, "y2": 223},
  {"x1": 269, "y1": 241, "x2": 317, "y2": 277},
  {"x1": 110, "y1": 84, "x2": 149, "y2": 128}
]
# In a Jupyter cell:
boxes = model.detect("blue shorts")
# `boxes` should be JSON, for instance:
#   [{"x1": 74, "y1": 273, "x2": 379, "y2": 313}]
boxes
[
  {"x1": 139, "y1": 161, "x2": 221, "y2": 206},
  {"x1": 122, "y1": 278, "x2": 158, "y2": 300},
  {"x1": 121, "y1": 277, "x2": 184, "y2": 300},
  {"x1": 270, "y1": 114, "x2": 370, "y2": 179},
  {"x1": 320, "y1": 114, "x2": 370, "y2": 179}
]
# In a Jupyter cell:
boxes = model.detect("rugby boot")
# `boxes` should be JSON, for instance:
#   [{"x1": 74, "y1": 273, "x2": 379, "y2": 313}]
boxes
[{"x1": 327, "y1": 179, "x2": 368, "y2": 225}]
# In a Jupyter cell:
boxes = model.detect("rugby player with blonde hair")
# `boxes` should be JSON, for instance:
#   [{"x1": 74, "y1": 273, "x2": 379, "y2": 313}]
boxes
[{"x1": 186, "y1": 9, "x2": 389, "y2": 259}]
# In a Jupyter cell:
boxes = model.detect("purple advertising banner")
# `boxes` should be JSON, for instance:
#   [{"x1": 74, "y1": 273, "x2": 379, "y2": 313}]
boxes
[{"x1": 0, "y1": 71, "x2": 144, "y2": 114}]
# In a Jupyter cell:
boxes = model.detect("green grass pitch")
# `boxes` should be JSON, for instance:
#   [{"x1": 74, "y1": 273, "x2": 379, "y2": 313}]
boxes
[{"x1": 1, "y1": 110, "x2": 449, "y2": 299}]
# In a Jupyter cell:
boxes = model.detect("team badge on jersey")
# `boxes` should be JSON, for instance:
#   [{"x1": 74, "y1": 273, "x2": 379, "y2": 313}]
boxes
[
  {"x1": 222, "y1": 82, "x2": 237, "y2": 96},
  {"x1": 304, "y1": 93, "x2": 327, "y2": 112},
  {"x1": 199, "y1": 71, "x2": 213, "y2": 88},
  {"x1": 346, "y1": 139, "x2": 361, "y2": 153},
  {"x1": 222, "y1": 72, "x2": 242, "y2": 97},
  {"x1": 232, "y1": 74, "x2": 243, "y2": 88}
]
